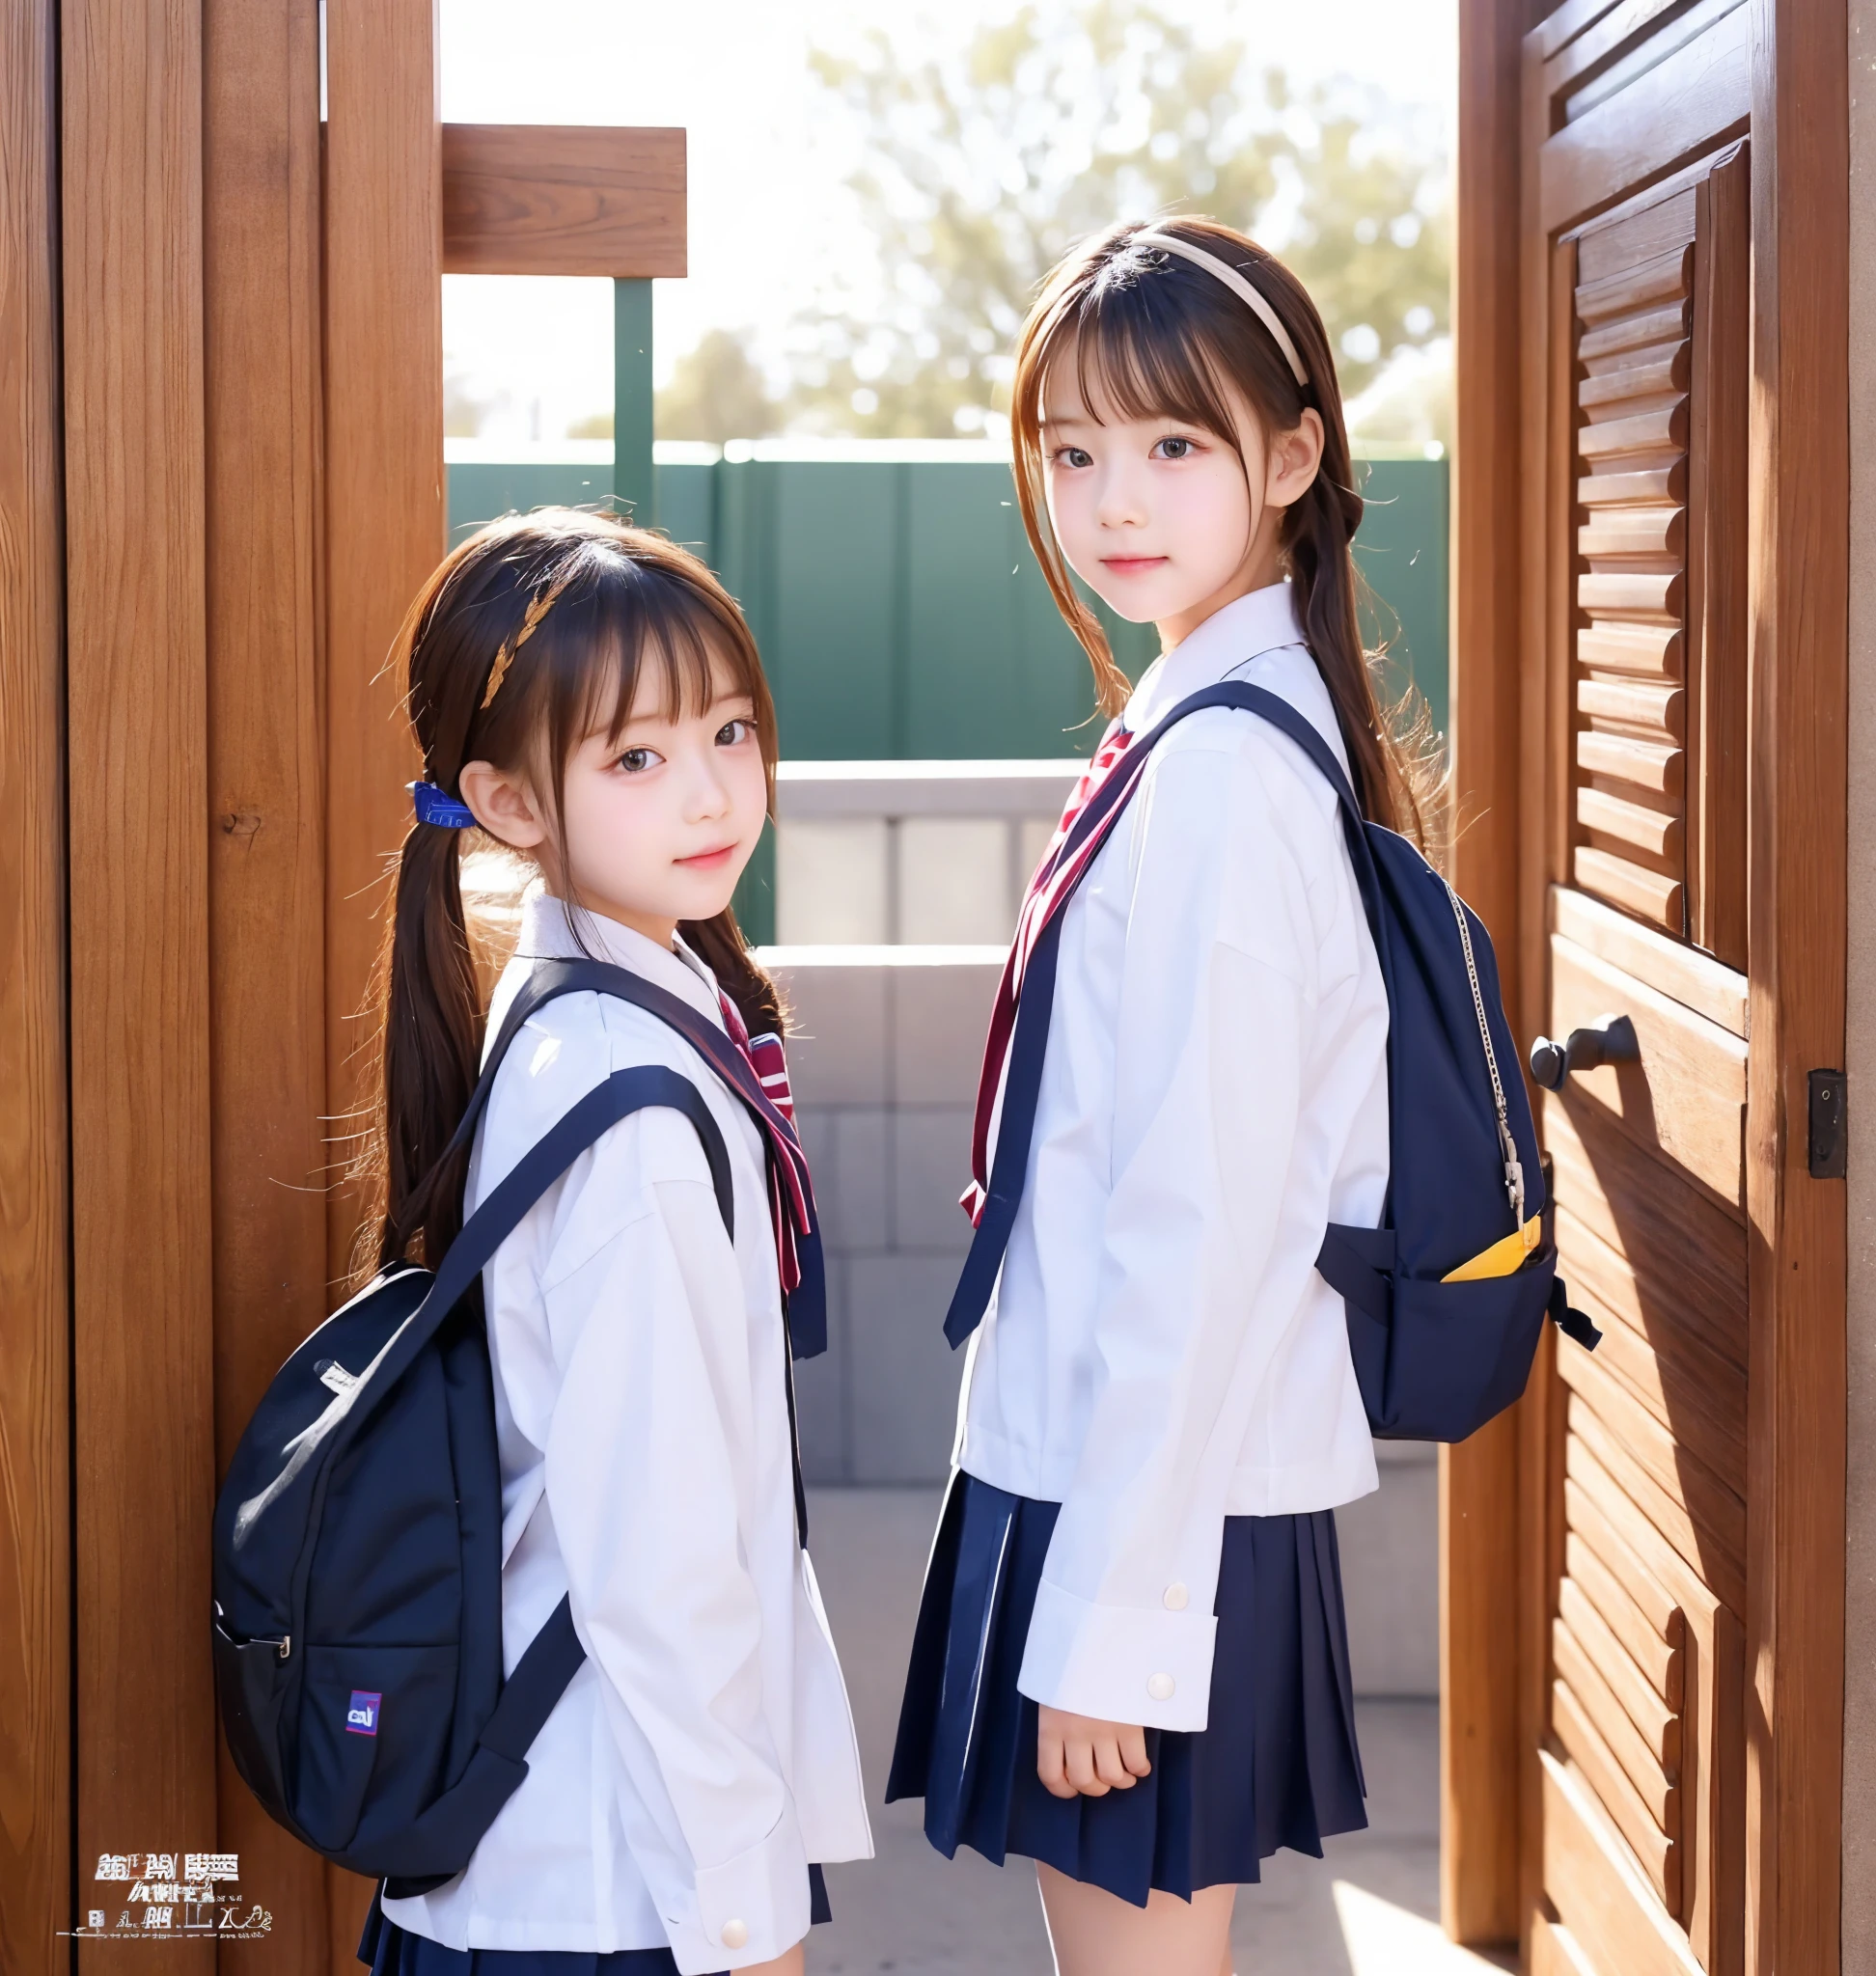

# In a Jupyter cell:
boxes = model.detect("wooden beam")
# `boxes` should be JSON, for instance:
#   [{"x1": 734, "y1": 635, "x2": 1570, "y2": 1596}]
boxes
[
  {"x1": 1743, "y1": 1, "x2": 1849, "y2": 1969},
  {"x1": 61, "y1": 0, "x2": 218, "y2": 1962},
  {"x1": 0, "y1": 0, "x2": 69, "y2": 1964},
  {"x1": 322, "y1": 0, "x2": 443, "y2": 1952},
  {"x1": 202, "y1": 0, "x2": 332, "y2": 1960},
  {"x1": 1445, "y1": 0, "x2": 1538, "y2": 1950},
  {"x1": 442, "y1": 124, "x2": 686, "y2": 277}
]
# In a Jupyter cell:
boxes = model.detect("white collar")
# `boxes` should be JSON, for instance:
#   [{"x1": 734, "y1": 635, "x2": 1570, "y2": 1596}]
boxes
[
  {"x1": 513, "y1": 887, "x2": 725, "y2": 1029},
  {"x1": 1122, "y1": 582, "x2": 1310, "y2": 733}
]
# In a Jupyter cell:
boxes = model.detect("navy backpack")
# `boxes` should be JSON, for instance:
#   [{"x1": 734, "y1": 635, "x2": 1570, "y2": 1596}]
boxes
[
  {"x1": 946, "y1": 681, "x2": 1597, "y2": 1443},
  {"x1": 212, "y1": 964, "x2": 745, "y2": 1895}
]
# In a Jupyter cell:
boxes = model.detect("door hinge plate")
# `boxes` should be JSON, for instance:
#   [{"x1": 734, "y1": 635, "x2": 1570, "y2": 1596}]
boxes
[{"x1": 1808, "y1": 1069, "x2": 1847, "y2": 1179}]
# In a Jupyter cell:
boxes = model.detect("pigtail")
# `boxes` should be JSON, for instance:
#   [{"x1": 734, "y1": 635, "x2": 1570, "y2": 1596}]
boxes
[
  {"x1": 372, "y1": 819, "x2": 485, "y2": 1273},
  {"x1": 1283, "y1": 462, "x2": 1429, "y2": 847}
]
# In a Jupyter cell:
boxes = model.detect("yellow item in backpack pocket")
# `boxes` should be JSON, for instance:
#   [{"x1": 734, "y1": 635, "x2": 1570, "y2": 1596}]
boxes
[{"x1": 1442, "y1": 1215, "x2": 1544, "y2": 1283}]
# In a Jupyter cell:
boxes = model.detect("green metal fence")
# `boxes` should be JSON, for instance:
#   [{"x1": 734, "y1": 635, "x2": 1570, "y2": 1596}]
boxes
[
  {"x1": 448, "y1": 446, "x2": 1448, "y2": 756},
  {"x1": 449, "y1": 444, "x2": 1447, "y2": 943}
]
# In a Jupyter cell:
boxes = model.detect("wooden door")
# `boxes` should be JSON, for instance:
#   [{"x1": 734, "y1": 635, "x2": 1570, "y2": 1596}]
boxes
[{"x1": 1449, "y1": 3, "x2": 1848, "y2": 1973}]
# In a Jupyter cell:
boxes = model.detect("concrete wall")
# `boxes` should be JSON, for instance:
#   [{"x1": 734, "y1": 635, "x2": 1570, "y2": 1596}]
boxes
[
  {"x1": 1842, "y1": 0, "x2": 1876, "y2": 1949},
  {"x1": 770, "y1": 951, "x2": 1440, "y2": 1698}
]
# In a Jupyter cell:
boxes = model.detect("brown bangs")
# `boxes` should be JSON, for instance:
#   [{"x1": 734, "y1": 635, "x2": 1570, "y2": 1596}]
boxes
[{"x1": 1062, "y1": 270, "x2": 1251, "y2": 459}]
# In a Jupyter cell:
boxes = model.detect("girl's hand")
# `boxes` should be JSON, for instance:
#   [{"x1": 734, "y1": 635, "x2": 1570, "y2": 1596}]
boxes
[{"x1": 1036, "y1": 1705, "x2": 1152, "y2": 1798}]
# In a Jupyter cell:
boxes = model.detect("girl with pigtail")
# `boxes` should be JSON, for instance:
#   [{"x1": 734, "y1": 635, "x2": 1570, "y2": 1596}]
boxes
[
  {"x1": 890, "y1": 220, "x2": 1428, "y2": 1974},
  {"x1": 352, "y1": 510, "x2": 870, "y2": 1976}
]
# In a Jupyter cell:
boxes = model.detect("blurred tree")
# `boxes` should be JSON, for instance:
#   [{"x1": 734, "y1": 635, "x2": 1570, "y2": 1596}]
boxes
[
  {"x1": 656, "y1": 328, "x2": 784, "y2": 442},
  {"x1": 786, "y1": 1, "x2": 1448, "y2": 438},
  {"x1": 569, "y1": 329, "x2": 785, "y2": 444}
]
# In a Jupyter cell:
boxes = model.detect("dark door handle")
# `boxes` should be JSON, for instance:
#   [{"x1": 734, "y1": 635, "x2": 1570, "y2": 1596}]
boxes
[{"x1": 1530, "y1": 1013, "x2": 1640, "y2": 1091}]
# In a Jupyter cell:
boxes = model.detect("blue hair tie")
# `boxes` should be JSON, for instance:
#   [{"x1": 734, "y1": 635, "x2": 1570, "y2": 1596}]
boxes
[{"x1": 410, "y1": 781, "x2": 477, "y2": 829}]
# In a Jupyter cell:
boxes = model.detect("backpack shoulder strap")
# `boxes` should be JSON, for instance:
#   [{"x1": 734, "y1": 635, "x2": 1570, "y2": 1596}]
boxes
[{"x1": 1150, "y1": 680, "x2": 1365, "y2": 823}]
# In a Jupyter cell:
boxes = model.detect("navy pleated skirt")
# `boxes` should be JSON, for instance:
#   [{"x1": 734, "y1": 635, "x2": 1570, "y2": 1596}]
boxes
[
  {"x1": 358, "y1": 1871, "x2": 831, "y2": 1976},
  {"x1": 886, "y1": 1471, "x2": 1366, "y2": 1907}
]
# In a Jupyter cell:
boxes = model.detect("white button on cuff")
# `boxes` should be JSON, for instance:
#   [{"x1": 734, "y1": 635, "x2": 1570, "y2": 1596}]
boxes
[
  {"x1": 1146, "y1": 1671, "x2": 1176, "y2": 1701},
  {"x1": 1163, "y1": 1581, "x2": 1189, "y2": 1611},
  {"x1": 720, "y1": 1920, "x2": 749, "y2": 1950}
]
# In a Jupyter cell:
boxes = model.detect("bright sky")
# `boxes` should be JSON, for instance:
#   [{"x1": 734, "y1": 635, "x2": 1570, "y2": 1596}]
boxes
[{"x1": 438, "y1": 0, "x2": 1457, "y2": 440}]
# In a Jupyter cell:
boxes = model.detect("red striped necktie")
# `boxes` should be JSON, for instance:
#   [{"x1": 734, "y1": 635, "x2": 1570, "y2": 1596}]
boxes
[
  {"x1": 961, "y1": 720, "x2": 1137, "y2": 1223},
  {"x1": 717, "y1": 989, "x2": 810, "y2": 1294}
]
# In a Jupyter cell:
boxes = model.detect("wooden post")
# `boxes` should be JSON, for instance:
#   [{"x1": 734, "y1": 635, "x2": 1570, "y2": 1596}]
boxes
[
  {"x1": 1445, "y1": 0, "x2": 1537, "y2": 1948},
  {"x1": 202, "y1": 0, "x2": 333, "y2": 1962},
  {"x1": 0, "y1": 0, "x2": 70, "y2": 1963},
  {"x1": 322, "y1": 0, "x2": 445, "y2": 1951},
  {"x1": 1743, "y1": 0, "x2": 1850, "y2": 1966},
  {"x1": 321, "y1": 0, "x2": 444, "y2": 1273},
  {"x1": 62, "y1": 0, "x2": 218, "y2": 1962}
]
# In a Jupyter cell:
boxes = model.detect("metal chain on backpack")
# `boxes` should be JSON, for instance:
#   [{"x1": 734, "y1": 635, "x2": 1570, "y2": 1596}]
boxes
[{"x1": 1445, "y1": 882, "x2": 1526, "y2": 1229}]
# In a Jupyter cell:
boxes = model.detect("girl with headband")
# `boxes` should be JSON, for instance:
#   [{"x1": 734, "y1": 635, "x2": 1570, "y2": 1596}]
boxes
[
  {"x1": 889, "y1": 219, "x2": 1429, "y2": 1974},
  {"x1": 352, "y1": 511, "x2": 870, "y2": 1976}
]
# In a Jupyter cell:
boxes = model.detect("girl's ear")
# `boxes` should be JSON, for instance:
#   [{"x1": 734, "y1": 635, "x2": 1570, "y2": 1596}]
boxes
[
  {"x1": 458, "y1": 758, "x2": 548, "y2": 851},
  {"x1": 1264, "y1": 406, "x2": 1326, "y2": 510}
]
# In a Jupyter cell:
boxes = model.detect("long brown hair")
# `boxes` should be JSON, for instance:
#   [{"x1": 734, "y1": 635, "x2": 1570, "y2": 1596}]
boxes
[
  {"x1": 354, "y1": 508, "x2": 783, "y2": 1277},
  {"x1": 1009, "y1": 216, "x2": 1428, "y2": 839}
]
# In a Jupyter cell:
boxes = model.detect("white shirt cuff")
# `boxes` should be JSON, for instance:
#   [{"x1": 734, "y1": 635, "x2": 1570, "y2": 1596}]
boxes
[
  {"x1": 668, "y1": 1804, "x2": 812, "y2": 1974},
  {"x1": 1016, "y1": 1577, "x2": 1218, "y2": 1732}
]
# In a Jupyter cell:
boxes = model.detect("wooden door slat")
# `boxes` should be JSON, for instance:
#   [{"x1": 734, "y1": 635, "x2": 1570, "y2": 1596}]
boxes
[
  {"x1": 1567, "y1": 1395, "x2": 1746, "y2": 1615},
  {"x1": 1550, "y1": 883, "x2": 1749, "y2": 1034},
  {"x1": 1578, "y1": 621, "x2": 1683, "y2": 676},
  {"x1": 1573, "y1": 847, "x2": 1683, "y2": 930},
  {"x1": 1552, "y1": 1680, "x2": 1681, "y2": 1905},
  {"x1": 1561, "y1": 1573, "x2": 1682, "y2": 1738},
  {"x1": 1556, "y1": 1612, "x2": 1680, "y2": 1790},
  {"x1": 1575, "y1": 245, "x2": 1694, "y2": 322},
  {"x1": 1547, "y1": 935, "x2": 1747, "y2": 1207},
  {"x1": 1567, "y1": 1531, "x2": 1685, "y2": 1704},
  {"x1": 1579, "y1": 787, "x2": 1682, "y2": 861},
  {"x1": 1581, "y1": 304, "x2": 1691, "y2": 362},
  {"x1": 1577, "y1": 571, "x2": 1686, "y2": 622},
  {"x1": 1537, "y1": 4, "x2": 1751, "y2": 235},
  {"x1": 1531, "y1": 0, "x2": 1631, "y2": 64},
  {"x1": 1543, "y1": 1089, "x2": 1749, "y2": 1303},
  {"x1": 1578, "y1": 675, "x2": 1685, "y2": 734},
  {"x1": 1577, "y1": 728, "x2": 1684, "y2": 791},
  {"x1": 1563, "y1": 1444, "x2": 1728, "y2": 1630},
  {"x1": 1540, "y1": 1751, "x2": 1704, "y2": 1976},
  {"x1": 1580, "y1": 350, "x2": 1691, "y2": 409},
  {"x1": 1557, "y1": 1221, "x2": 1749, "y2": 1486},
  {"x1": 1579, "y1": 462, "x2": 1689, "y2": 508},
  {"x1": 1562, "y1": 1351, "x2": 1746, "y2": 1557},
  {"x1": 1580, "y1": 508, "x2": 1687, "y2": 560},
  {"x1": 1578, "y1": 401, "x2": 1690, "y2": 460},
  {"x1": 1531, "y1": 1914, "x2": 1602, "y2": 1976},
  {"x1": 1567, "y1": 1479, "x2": 1685, "y2": 1631}
]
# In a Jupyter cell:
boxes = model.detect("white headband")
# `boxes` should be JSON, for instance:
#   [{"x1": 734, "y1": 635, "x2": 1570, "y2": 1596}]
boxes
[{"x1": 1129, "y1": 231, "x2": 1310, "y2": 389}]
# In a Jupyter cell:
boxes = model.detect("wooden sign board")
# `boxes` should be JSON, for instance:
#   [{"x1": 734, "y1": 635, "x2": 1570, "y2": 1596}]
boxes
[{"x1": 442, "y1": 124, "x2": 686, "y2": 278}]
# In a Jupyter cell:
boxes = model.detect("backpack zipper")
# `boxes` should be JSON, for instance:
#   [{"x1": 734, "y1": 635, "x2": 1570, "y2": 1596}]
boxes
[{"x1": 1445, "y1": 883, "x2": 1526, "y2": 1229}]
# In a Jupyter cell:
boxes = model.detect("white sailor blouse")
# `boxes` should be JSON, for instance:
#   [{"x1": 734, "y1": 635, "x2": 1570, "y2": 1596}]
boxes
[
  {"x1": 953, "y1": 582, "x2": 1390, "y2": 1734},
  {"x1": 383, "y1": 892, "x2": 871, "y2": 1972}
]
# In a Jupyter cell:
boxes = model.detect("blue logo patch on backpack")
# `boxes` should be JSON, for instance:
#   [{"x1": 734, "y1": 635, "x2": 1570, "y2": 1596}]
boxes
[{"x1": 346, "y1": 1691, "x2": 381, "y2": 1736}]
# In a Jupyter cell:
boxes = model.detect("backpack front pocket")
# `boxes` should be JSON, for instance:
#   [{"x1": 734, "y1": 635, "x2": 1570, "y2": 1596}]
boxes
[{"x1": 295, "y1": 1642, "x2": 459, "y2": 1854}]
